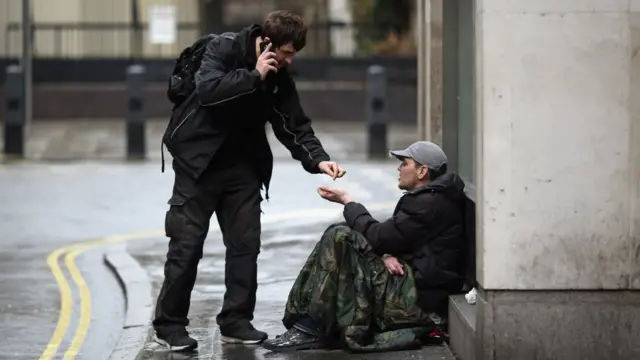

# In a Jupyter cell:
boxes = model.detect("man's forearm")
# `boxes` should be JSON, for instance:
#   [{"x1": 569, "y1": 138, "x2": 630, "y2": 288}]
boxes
[
  {"x1": 196, "y1": 69, "x2": 261, "y2": 106},
  {"x1": 343, "y1": 202, "x2": 378, "y2": 232},
  {"x1": 271, "y1": 109, "x2": 330, "y2": 173},
  {"x1": 342, "y1": 202, "x2": 401, "y2": 256},
  {"x1": 195, "y1": 37, "x2": 262, "y2": 106}
]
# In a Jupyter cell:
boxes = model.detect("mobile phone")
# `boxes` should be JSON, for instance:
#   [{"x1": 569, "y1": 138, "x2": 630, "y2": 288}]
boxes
[
  {"x1": 260, "y1": 40, "x2": 274, "y2": 54},
  {"x1": 259, "y1": 39, "x2": 278, "y2": 85}
]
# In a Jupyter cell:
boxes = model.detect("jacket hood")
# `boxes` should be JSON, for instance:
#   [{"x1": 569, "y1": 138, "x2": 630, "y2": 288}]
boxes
[
  {"x1": 410, "y1": 173, "x2": 466, "y2": 202},
  {"x1": 236, "y1": 24, "x2": 263, "y2": 67}
]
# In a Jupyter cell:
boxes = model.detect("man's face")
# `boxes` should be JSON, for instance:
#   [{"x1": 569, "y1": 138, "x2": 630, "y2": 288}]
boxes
[
  {"x1": 274, "y1": 42, "x2": 297, "y2": 68},
  {"x1": 397, "y1": 157, "x2": 428, "y2": 191}
]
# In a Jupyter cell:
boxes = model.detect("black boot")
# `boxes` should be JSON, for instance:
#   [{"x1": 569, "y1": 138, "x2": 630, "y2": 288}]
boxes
[{"x1": 262, "y1": 328, "x2": 325, "y2": 352}]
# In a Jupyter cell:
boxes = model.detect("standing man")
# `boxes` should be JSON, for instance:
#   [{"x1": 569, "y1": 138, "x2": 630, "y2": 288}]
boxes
[{"x1": 154, "y1": 10, "x2": 346, "y2": 352}]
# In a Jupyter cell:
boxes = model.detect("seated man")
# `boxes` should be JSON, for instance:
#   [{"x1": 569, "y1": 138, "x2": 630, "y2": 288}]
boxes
[{"x1": 262, "y1": 141, "x2": 467, "y2": 353}]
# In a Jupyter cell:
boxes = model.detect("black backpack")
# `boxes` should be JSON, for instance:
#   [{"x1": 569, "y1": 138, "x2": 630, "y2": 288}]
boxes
[
  {"x1": 162, "y1": 32, "x2": 236, "y2": 172},
  {"x1": 166, "y1": 32, "x2": 236, "y2": 107}
]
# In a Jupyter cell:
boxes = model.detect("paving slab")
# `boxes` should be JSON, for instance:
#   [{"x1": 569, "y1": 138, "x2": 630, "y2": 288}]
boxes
[{"x1": 131, "y1": 218, "x2": 455, "y2": 360}]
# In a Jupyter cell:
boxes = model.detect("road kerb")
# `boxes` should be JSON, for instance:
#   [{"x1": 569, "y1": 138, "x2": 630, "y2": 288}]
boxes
[{"x1": 104, "y1": 244, "x2": 153, "y2": 360}]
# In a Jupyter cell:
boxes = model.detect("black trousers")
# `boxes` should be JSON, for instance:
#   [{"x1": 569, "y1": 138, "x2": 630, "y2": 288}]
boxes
[{"x1": 153, "y1": 160, "x2": 263, "y2": 334}]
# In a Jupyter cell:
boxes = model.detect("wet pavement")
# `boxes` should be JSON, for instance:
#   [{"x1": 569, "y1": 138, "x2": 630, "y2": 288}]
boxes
[
  {"x1": 131, "y1": 219, "x2": 455, "y2": 360},
  {"x1": 0, "y1": 158, "x2": 427, "y2": 359},
  {"x1": 0, "y1": 121, "x2": 453, "y2": 359}
]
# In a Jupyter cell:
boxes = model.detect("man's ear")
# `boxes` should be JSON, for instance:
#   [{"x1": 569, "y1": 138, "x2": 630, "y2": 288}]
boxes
[{"x1": 419, "y1": 167, "x2": 429, "y2": 180}]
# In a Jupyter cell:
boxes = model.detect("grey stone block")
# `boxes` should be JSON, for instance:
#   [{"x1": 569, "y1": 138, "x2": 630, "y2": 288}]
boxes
[
  {"x1": 475, "y1": 289, "x2": 640, "y2": 360},
  {"x1": 449, "y1": 294, "x2": 477, "y2": 360}
]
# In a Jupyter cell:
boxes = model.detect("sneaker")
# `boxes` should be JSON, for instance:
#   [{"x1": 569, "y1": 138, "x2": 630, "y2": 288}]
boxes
[
  {"x1": 220, "y1": 323, "x2": 268, "y2": 345},
  {"x1": 154, "y1": 329, "x2": 198, "y2": 352},
  {"x1": 262, "y1": 328, "x2": 325, "y2": 352}
]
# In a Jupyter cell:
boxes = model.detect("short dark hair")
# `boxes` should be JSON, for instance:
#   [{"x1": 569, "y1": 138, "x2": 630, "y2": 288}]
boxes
[
  {"x1": 263, "y1": 10, "x2": 307, "y2": 51},
  {"x1": 428, "y1": 163, "x2": 447, "y2": 180},
  {"x1": 413, "y1": 160, "x2": 447, "y2": 181}
]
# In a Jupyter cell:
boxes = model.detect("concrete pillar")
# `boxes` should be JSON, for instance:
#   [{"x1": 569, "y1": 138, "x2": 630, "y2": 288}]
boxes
[
  {"x1": 126, "y1": 64, "x2": 146, "y2": 159},
  {"x1": 429, "y1": 0, "x2": 443, "y2": 145},
  {"x1": 417, "y1": 0, "x2": 443, "y2": 144},
  {"x1": 365, "y1": 65, "x2": 388, "y2": 159},
  {"x1": 474, "y1": 1, "x2": 640, "y2": 359}
]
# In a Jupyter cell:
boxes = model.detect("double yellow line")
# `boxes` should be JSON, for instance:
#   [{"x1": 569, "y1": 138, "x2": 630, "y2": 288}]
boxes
[{"x1": 39, "y1": 231, "x2": 163, "y2": 360}]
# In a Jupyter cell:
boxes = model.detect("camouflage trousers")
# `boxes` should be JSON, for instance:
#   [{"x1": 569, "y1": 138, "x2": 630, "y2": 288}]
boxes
[{"x1": 283, "y1": 223, "x2": 434, "y2": 352}]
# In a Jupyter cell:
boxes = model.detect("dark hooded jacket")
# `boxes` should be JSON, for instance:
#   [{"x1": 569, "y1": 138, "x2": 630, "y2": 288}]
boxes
[
  {"x1": 165, "y1": 24, "x2": 330, "y2": 195},
  {"x1": 343, "y1": 172, "x2": 467, "y2": 315}
]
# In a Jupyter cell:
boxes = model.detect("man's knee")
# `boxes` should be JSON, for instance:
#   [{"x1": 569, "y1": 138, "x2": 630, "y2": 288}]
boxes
[
  {"x1": 324, "y1": 222, "x2": 352, "y2": 235},
  {"x1": 224, "y1": 223, "x2": 261, "y2": 256},
  {"x1": 320, "y1": 223, "x2": 357, "y2": 245},
  {"x1": 165, "y1": 203, "x2": 206, "y2": 239},
  {"x1": 319, "y1": 223, "x2": 374, "y2": 258}
]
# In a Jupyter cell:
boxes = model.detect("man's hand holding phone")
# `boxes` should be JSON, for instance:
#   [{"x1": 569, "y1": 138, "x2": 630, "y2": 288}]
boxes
[{"x1": 256, "y1": 42, "x2": 277, "y2": 81}]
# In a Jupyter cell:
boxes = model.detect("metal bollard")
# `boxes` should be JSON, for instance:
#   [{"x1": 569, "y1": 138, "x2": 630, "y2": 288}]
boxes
[
  {"x1": 126, "y1": 64, "x2": 146, "y2": 159},
  {"x1": 4, "y1": 65, "x2": 25, "y2": 157},
  {"x1": 365, "y1": 65, "x2": 388, "y2": 159}
]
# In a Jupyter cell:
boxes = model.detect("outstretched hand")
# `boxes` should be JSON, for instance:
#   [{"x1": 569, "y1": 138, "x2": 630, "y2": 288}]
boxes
[
  {"x1": 317, "y1": 161, "x2": 346, "y2": 180},
  {"x1": 317, "y1": 186, "x2": 352, "y2": 205}
]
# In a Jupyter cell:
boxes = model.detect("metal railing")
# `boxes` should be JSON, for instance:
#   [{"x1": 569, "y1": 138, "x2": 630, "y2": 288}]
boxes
[{"x1": 3, "y1": 21, "x2": 387, "y2": 59}]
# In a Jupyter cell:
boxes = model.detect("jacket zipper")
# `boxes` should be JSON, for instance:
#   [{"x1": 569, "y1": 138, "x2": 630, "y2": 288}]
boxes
[
  {"x1": 272, "y1": 106, "x2": 313, "y2": 161},
  {"x1": 170, "y1": 109, "x2": 196, "y2": 139},
  {"x1": 199, "y1": 88, "x2": 257, "y2": 107}
]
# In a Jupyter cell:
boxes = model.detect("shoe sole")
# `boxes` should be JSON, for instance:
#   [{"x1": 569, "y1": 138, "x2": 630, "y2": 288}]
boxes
[
  {"x1": 220, "y1": 335, "x2": 266, "y2": 345},
  {"x1": 262, "y1": 341, "x2": 325, "y2": 353},
  {"x1": 153, "y1": 335, "x2": 198, "y2": 352}
]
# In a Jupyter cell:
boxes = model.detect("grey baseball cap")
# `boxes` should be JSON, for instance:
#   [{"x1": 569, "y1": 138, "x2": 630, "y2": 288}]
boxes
[{"x1": 389, "y1": 141, "x2": 448, "y2": 171}]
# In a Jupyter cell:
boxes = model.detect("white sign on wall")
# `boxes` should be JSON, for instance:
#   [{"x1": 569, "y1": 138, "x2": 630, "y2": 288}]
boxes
[{"x1": 148, "y1": 5, "x2": 177, "y2": 45}]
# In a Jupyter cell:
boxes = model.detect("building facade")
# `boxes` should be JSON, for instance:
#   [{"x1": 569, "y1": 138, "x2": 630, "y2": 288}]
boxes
[
  {"x1": 434, "y1": 0, "x2": 640, "y2": 359},
  {"x1": 0, "y1": 0, "x2": 341, "y2": 58}
]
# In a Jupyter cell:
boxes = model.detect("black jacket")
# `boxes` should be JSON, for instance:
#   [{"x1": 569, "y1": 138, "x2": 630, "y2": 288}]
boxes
[
  {"x1": 343, "y1": 173, "x2": 467, "y2": 314},
  {"x1": 166, "y1": 25, "x2": 330, "y2": 193}
]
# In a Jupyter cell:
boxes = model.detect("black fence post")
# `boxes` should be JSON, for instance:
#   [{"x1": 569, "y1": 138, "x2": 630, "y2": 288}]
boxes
[
  {"x1": 126, "y1": 64, "x2": 146, "y2": 159},
  {"x1": 365, "y1": 65, "x2": 388, "y2": 159},
  {"x1": 4, "y1": 65, "x2": 25, "y2": 157}
]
